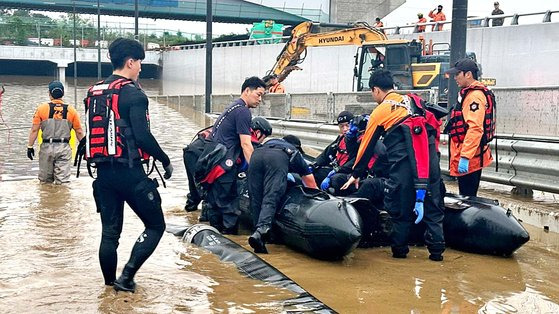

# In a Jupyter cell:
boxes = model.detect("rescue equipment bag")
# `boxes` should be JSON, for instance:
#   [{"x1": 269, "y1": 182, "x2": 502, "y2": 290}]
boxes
[{"x1": 84, "y1": 78, "x2": 150, "y2": 168}]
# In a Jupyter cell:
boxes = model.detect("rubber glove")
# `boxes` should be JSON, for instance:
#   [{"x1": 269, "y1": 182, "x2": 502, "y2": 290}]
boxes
[
  {"x1": 27, "y1": 147, "x2": 34, "y2": 160},
  {"x1": 76, "y1": 137, "x2": 86, "y2": 157},
  {"x1": 286, "y1": 173, "x2": 295, "y2": 183},
  {"x1": 414, "y1": 189, "x2": 426, "y2": 224},
  {"x1": 346, "y1": 121, "x2": 359, "y2": 139},
  {"x1": 163, "y1": 162, "x2": 173, "y2": 179},
  {"x1": 458, "y1": 157, "x2": 469, "y2": 174},
  {"x1": 320, "y1": 170, "x2": 336, "y2": 191}
]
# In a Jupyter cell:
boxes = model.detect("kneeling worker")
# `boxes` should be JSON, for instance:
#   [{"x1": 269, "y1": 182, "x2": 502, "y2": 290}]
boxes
[{"x1": 248, "y1": 135, "x2": 317, "y2": 253}]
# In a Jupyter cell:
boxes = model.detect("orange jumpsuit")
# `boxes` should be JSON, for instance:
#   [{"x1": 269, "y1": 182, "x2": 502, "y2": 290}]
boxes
[
  {"x1": 268, "y1": 82, "x2": 285, "y2": 93},
  {"x1": 417, "y1": 17, "x2": 427, "y2": 32},
  {"x1": 449, "y1": 81, "x2": 493, "y2": 176},
  {"x1": 428, "y1": 10, "x2": 446, "y2": 31}
]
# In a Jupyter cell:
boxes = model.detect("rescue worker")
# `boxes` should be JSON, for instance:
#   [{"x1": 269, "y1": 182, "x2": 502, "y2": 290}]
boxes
[
  {"x1": 416, "y1": 13, "x2": 427, "y2": 32},
  {"x1": 183, "y1": 126, "x2": 213, "y2": 213},
  {"x1": 248, "y1": 135, "x2": 318, "y2": 253},
  {"x1": 310, "y1": 110, "x2": 355, "y2": 184},
  {"x1": 341, "y1": 70, "x2": 445, "y2": 261},
  {"x1": 27, "y1": 80, "x2": 84, "y2": 184},
  {"x1": 429, "y1": 5, "x2": 446, "y2": 31},
  {"x1": 263, "y1": 74, "x2": 285, "y2": 93},
  {"x1": 196, "y1": 77, "x2": 266, "y2": 234},
  {"x1": 85, "y1": 38, "x2": 173, "y2": 293},
  {"x1": 445, "y1": 58, "x2": 495, "y2": 197}
]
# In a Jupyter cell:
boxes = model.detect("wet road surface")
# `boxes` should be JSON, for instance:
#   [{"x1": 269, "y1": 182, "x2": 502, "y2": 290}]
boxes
[{"x1": 1, "y1": 76, "x2": 558, "y2": 313}]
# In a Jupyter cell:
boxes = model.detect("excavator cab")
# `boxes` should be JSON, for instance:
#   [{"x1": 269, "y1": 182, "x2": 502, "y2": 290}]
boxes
[{"x1": 354, "y1": 40, "x2": 422, "y2": 91}]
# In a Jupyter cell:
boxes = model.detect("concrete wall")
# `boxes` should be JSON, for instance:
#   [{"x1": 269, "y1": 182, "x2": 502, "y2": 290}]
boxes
[
  {"x1": 393, "y1": 22, "x2": 559, "y2": 88},
  {"x1": 161, "y1": 22, "x2": 559, "y2": 95},
  {"x1": 329, "y1": 0, "x2": 405, "y2": 24}
]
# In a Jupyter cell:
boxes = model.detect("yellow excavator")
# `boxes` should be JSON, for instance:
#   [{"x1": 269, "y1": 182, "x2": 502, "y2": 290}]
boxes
[{"x1": 268, "y1": 21, "x2": 490, "y2": 104}]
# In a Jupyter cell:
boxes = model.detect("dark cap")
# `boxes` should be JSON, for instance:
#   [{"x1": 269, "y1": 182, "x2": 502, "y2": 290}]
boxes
[
  {"x1": 494, "y1": 1, "x2": 499, "y2": 5},
  {"x1": 445, "y1": 58, "x2": 479, "y2": 75},
  {"x1": 337, "y1": 110, "x2": 354, "y2": 124},
  {"x1": 283, "y1": 135, "x2": 304, "y2": 154},
  {"x1": 48, "y1": 80, "x2": 64, "y2": 99}
]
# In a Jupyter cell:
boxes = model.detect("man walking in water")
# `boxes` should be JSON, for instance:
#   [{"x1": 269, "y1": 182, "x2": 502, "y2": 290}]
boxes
[
  {"x1": 84, "y1": 38, "x2": 173, "y2": 292},
  {"x1": 27, "y1": 81, "x2": 84, "y2": 184}
]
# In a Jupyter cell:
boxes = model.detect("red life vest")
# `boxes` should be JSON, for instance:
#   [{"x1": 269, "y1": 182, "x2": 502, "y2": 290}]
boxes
[
  {"x1": 448, "y1": 85, "x2": 496, "y2": 146},
  {"x1": 335, "y1": 137, "x2": 350, "y2": 167},
  {"x1": 387, "y1": 94, "x2": 441, "y2": 189},
  {"x1": 84, "y1": 78, "x2": 150, "y2": 166}
]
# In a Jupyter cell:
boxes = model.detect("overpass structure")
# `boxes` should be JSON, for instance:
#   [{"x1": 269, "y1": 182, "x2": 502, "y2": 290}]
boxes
[
  {"x1": 0, "y1": 45, "x2": 160, "y2": 83},
  {"x1": 0, "y1": 0, "x2": 308, "y2": 25}
]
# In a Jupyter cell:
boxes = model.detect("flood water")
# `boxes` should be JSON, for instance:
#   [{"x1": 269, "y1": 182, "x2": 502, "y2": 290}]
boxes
[{"x1": 1, "y1": 75, "x2": 559, "y2": 313}]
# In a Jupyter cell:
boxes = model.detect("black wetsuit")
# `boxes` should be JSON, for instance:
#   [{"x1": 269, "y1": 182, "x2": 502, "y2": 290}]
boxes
[
  {"x1": 248, "y1": 139, "x2": 311, "y2": 230},
  {"x1": 92, "y1": 74, "x2": 170, "y2": 285}
]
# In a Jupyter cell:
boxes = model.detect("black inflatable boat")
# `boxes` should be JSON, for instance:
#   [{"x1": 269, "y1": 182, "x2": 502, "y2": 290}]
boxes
[{"x1": 239, "y1": 183, "x2": 530, "y2": 258}]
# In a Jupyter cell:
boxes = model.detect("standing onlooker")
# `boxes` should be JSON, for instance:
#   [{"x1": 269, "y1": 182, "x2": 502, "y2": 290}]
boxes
[
  {"x1": 491, "y1": 2, "x2": 504, "y2": 27},
  {"x1": 27, "y1": 80, "x2": 84, "y2": 184},
  {"x1": 429, "y1": 5, "x2": 446, "y2": 31},
  {"x1": 416, "y1": 13, "x2": 427, "y2": 32},
  {"x1": 445, "y1": 58, "x2": 496, "y2": 197}
]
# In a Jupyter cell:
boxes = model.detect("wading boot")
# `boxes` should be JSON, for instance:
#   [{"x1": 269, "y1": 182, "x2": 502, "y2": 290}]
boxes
[
  {"x1": 113, "y1": 268, "x2": 136, "y2": 293},
  {"x1": 184, "y1": 194, "x2": 200, "y2": 212},
  {"x1": 249, "y1": 226, "x2": 270, "y2": 254},
  {"x1": 429, "y1": 253, "x2": 443, "y2": 261},
  {"x1": 378, "y1": 210, "x2": 393, "y2": 235},
  {"x1": 199, "y1": 202, "x2": 210, "y2": 222}
]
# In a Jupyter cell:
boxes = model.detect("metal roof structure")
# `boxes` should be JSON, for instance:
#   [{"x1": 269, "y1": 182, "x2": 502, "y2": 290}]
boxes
[{"x1": 0, "y1": 0, "x2": 309, "y2": 25}]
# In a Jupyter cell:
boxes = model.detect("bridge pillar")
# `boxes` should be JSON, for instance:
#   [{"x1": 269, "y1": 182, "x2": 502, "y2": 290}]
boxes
[{"x1": 56, "y1": 62, "x2": 68, "y2": 87}]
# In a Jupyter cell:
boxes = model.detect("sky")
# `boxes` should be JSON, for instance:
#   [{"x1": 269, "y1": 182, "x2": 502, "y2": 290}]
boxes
[{"x1": 35, "y1": 0, "x2": 558, "y2": 37}]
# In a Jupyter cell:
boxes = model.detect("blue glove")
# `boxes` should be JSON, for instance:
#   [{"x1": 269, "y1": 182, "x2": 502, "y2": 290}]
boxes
[
  {"x1": 414, "y1": 189, "x2": 426, "y2": 224},
  {"x1": 287, "y1": 173, "x2": 295, "y2": 183},
  {"x1": 458, "y1": 157, "x2": 469, "y2": 174},
  {"x1": 239, "y1": 159, "x2": 249, "y2": 172},
  {"x1": 320, "y1": 170, "x2": 336, "y2": 191},
  {"x1": 346, "y1": 122, "x2": 359, "y2": 139},
  {"x1": 320, "y1": 177, "x2": 331, "y2": 190},
  {"x1": 308, "y1": 165, "x2": 314, "y2": 173}
]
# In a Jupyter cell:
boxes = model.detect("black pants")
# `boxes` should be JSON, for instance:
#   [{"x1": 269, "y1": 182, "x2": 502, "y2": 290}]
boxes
[
  {"x1": 183, "y1": 138, "x2": 206, "y2": 204},
  {"x1": 93, "y1": 163, "x2": 166, "y2": 285},
  {"x1": 458, "y1": 169, "x2": 482, "y2": 197},
  {"x1": 248, "y1": 148, "x2": 289, "y2": 230},
  {"x1": 383, "y1": 143, "x2": 445, "y2": 256},
  {"x1": 206, "y1": 167, "x2": 241, "y2": 232}
]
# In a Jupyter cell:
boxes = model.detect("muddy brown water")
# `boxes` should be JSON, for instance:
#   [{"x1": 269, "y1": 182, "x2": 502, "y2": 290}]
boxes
[{"x1": 1, "y1": 76, "x2": 558, "y2": 313}]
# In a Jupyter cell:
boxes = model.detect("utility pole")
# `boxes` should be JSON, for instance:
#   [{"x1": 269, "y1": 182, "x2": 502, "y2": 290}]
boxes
[
  {"x1": 97, "y1": 0, "x2": 101, "y2": 80},
  {"x1": 72, "y1": 0, "x2": 78, "y2": 109},
  {"x1": 448, "y1": 0, "x2": 468, "y2": 107},
  {"x1": 205, "y1": 0, "x2": 213, "y2": 113},
  {"x1": 134, "y1": 0, "x2": 139, "y2": 40}
]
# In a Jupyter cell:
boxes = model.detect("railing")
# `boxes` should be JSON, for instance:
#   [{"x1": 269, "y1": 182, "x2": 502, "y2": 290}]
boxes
[
  {"x1": 266, "y1": 120, "x2": 559, "y2": 195},
  {"x1": 381, "y1": 10, "x2": 559, "y2": 34},
  {"x1": 169, "y1": 9, "x2": 558, "y2": 50}
]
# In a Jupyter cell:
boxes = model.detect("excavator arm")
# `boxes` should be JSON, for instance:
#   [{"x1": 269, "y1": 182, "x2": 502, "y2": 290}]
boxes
[{"x1": 269, "y1": 21, "x2": 388, "y2": 83}]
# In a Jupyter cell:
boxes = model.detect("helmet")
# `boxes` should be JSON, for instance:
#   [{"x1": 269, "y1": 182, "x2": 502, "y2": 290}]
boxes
[
  {"x1": 418, "y1": 13, "x2": 423, "y2": 18},
  {"x1": 251, "y1": 117, "x2": 273, "y2": 136}
]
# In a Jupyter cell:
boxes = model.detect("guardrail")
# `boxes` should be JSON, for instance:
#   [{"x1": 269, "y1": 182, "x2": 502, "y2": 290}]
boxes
[
  {"x1": 265, "y1": 119, "x2": 559, "y2": 195},
  {"x1": 152, "y1": 89, "x2": 437, "y2": 124}
]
